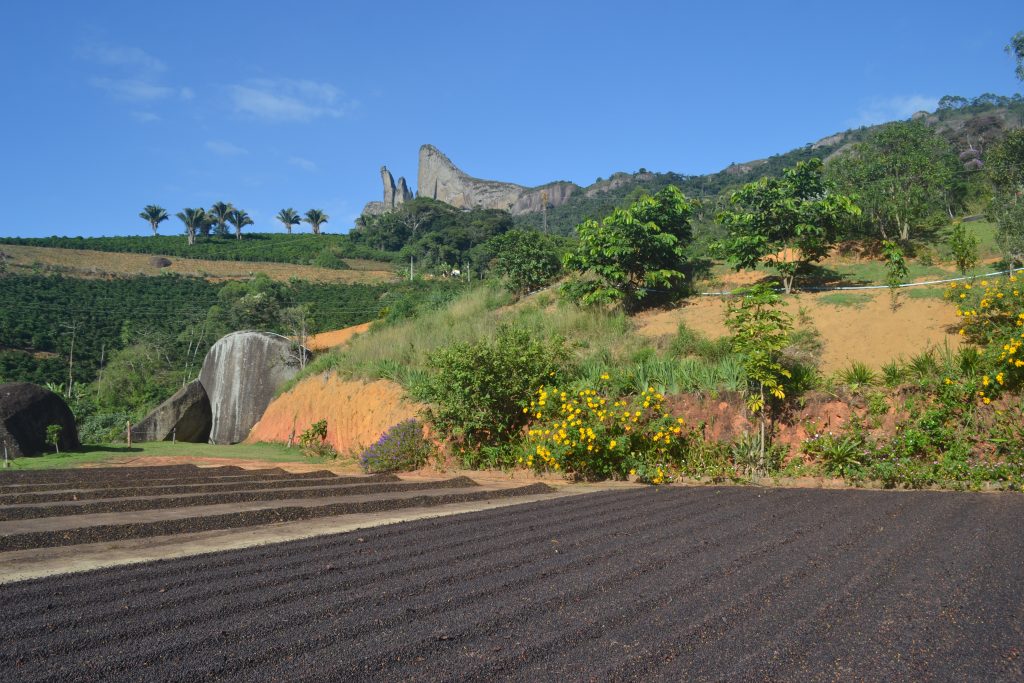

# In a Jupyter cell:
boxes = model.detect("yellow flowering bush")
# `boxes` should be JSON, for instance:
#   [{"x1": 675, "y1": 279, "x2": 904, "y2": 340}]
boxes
[
  {"x1": 947, "y1": 274, "x2": 1024, "y2": 401},
  {"x1": 520, "y1": 378, "x2": 688, "y2": 483}
]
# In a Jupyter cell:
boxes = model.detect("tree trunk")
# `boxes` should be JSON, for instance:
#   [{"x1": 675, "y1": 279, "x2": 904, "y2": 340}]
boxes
[
  {"x1": 782, "y1": 274, "x2": 794, "y2": 295},
  {"x1": 758, "y1": 384, "x2": 766, "y2": 473}
]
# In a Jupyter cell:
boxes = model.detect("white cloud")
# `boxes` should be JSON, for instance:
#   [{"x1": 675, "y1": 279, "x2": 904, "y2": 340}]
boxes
[
  {"x1": 90, "y1": 77, "x2": 174, "y2": 101},
  {"x1": 131, "y1": 111, "x2": 160, "y2": 123},
  {"x1": 79, "y1": 43, "x2": 166, "y2": 72},
  {"x1": 288, "y1": 156, "x2": 317, "y2": 171},
  {"x1": 205, "y1": 140, "x2": 248, "y2": 156},
  {"x1": 851, "y1": 95, "x2": 939, "y2": 127},
  {"x1": 228, "y1": 79, "x2": 355, "y2": 122}
]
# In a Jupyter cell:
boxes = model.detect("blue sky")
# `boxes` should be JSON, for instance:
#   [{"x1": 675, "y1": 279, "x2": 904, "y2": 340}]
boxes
[{"x1": 1, "y1": 1, "x2": 1021, "y2": 237}]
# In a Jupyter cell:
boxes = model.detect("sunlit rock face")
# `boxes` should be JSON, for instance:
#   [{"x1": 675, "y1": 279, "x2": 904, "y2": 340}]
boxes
[{"x1": 199, "y1": 332, "x2": 308, "y2": 445}]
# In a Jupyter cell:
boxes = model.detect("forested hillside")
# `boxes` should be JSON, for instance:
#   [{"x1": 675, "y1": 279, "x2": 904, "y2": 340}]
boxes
[{"x1": 0, "y1": 274, "x2": 462, "y2": 389}]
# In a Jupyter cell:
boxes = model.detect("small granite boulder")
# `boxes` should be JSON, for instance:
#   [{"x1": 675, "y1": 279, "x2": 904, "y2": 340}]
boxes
[
  {"x1": 150, "y1": 256, "x2": 173, "y2": 268},
  {"x1": 131, "y1": 380, "x2": 211, "y2": 443},
  {"x1": 0, "y1": 382, "x2": 81, "y2": 457}
]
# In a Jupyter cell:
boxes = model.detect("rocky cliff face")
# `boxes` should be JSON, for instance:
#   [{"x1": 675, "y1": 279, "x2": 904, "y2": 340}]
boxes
[
  {"x1": 362, "y1": 145, "x2": 578, "y2": 217},
  {"x1": 362, "y1": 166, "x2": 415, "y2": 216},
  {"x1": 417, "y1": 144, "x2": 577, "y2": 214}
]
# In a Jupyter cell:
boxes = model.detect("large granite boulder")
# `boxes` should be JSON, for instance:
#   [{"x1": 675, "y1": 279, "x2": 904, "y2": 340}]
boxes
[
  {"x1": 130, "y1": 380, "x2": 211, "y2": 443},
  {"x1": 199, "y1": 331, "x2": 309, "y2": 444},
  {"x1": 0, "y1": 382, "x2": 80, "y2": 457}
]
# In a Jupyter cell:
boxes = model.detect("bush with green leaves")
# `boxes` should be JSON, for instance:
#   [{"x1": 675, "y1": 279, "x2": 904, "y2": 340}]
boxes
[
  {"x1": 562, "y1": 185, "x2": 696, "y2": 311},
  {"x1": 948, "y1": 223, "x2": 979, "y2": 276},
  {"x1": 299, "y1": 419, "x2": 336, "y2": 458},
  {"x1": 488, "y1": 229, "x2": 564, "y2": 296},
  {"x1": 359, "y1": 419, "x2": 434, "y2": 473},
  {"x1": 416, "y1": 325, "x2": 571, "y2": 450},
  {"x1": 725, "y1": 283, "x2": 792, "y2": 471}
]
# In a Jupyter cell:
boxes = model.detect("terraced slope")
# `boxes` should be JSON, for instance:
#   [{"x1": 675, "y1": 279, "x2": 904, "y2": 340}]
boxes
[
  {"x1": 2, "y1": 486, "x2": 1022, "y2": 681},
  {"x1": 0, "y1": 465, "x2": 552, "y2": 552}
]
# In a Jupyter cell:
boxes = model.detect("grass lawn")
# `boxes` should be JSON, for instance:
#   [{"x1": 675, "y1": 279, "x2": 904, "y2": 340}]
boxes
[
  {"x1": 0, "y1": 440, "x2": 338, "y2": 471},
  {"x1": 817, "y1": 292, "x2": 875, "y2": 307}
]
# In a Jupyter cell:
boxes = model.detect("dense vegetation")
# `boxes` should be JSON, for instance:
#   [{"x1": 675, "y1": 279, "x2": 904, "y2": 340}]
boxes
[
  {"x1": 0, "y1": 271, "x2": 465, "y2": 441},
  {"x1": 0, "y1": 233, "x2": 395, "y2": 267}
]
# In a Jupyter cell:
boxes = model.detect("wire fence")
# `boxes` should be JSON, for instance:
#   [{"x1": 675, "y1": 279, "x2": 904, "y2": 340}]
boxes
[{"x1": 698, "y1": 266, "x2": 1024, "y2": 297}]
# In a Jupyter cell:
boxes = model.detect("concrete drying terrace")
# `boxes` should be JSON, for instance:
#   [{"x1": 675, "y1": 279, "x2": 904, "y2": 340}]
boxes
[
  {"x1": 0, "y1": 465, "x2": 575, "y2": 581},
  {"x1": 2, "y1": 485, "x2": 1022, "y2": 681}
]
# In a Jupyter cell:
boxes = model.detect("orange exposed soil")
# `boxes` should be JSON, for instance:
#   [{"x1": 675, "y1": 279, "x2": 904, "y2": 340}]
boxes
[
  {"x1": 247, "y1": 376, "x2": 423, "y2": 455},
  {"x1": 305, "y1": 322, "x2": 372, "y2": 351},
  {"x1": 633, "y1": 288, "x2": 960, "y2": 373}
]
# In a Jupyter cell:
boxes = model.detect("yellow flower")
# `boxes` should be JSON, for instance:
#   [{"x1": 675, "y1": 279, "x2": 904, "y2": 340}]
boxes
[{"x1": 609, "y1": 439, "x2": 617, "y2": 448}]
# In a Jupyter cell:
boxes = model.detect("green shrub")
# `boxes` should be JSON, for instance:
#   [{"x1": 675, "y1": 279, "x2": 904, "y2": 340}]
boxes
[
  {"x1": 299, "y1": 419, "x2": 337, "y2": 458},
  {"x1": 417, "y1": 325, "x2": 571, "y2": 449},
  {"x1": 312, "y1": 247, "x2": 352, "y2": 270},
  {"x1": 839, "y1": 361, "x2": 877, "y2": 391},
  {"x1": 359, "y1": 420, "x2": 434, "y2": 473}
]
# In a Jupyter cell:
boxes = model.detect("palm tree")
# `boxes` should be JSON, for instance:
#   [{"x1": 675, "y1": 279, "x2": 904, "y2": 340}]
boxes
[
  {"x1": 276, "y1": 208, "x2": 301, "y2": 234},
  {"x1": 139, "y1": 205, "x2": 168, "y2": 236},
  {"x1": 176, "y1": 207, "x2": 208, "y2": 246},
  {"x1": 227, "y1": 208, "x2": 254, "y2": 240},
  {"x1": 304, "y1": 209, "x2": 329, "y2": 235},
  {"x1": 209, "y1": 201, "x2": 234, "y2": 238}
]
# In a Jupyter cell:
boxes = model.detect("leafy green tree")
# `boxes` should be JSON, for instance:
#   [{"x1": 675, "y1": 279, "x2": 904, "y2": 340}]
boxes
[
  {"x1": 304, "y1": 209, "x2": 329, "y2": 235},
  {"x1": 209, "y1": 202, "x2": 234, "y2": 238},
  {"x1": 881, "y1": 240, "x2": 908, "y2": 310},
  {"x1": 138, "y1": 205, "x2": 168, "y2": 236},
  {"x1": 563, "y1": 185, "x2": 696, "y2": 310},
  {"x1": 725, "y1": 283, "x2": 792, "y2": 471},
  {"x1": 176, "y1": 207, "x2": 208, "y2": 246},
  {"x1": 827, "y1": 121, "x2": 959, "y2": 241},
  {"x1": 227, "y1": 208, "x2": 254, "y2": 240},
  {"x1": 94, "y1": 340, "x2": 178, "y2": 415},
  {"x1": 276, "y1": 208, "x2": 301, "y2": 234},
  {"x1": 985, "y1": 129, "x2": 1024, "y2": 264},
  {"x1": 1008, "y1": 30, "x2": 1024, "y2": 81},
  {"x1": 206, "y1": 274, "x2": 289, "y2": 335},
  {"x1": 45, "y1": 424, "x2": 62, "y2": 453},
  {"x1": 948, "y1": 223, "x2": 979, "y2": 276},
  {"x1": 716, "y1": 159, "x2": 859, "y2": 294},
  {"x1": 488, "y1": 229, "x2": 564, "y2": 296}
]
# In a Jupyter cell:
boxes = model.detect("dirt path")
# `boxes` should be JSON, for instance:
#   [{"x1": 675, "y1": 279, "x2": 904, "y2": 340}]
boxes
[
  {"x1": 2, "y1": 486, "x2": 1020, "y2": 680},
  {"x1": 305, "y1": 322, "x2": 372, "y2": 351},
  {"x1": 635, "y1": 288, "x2": 960, "y2": 372}
]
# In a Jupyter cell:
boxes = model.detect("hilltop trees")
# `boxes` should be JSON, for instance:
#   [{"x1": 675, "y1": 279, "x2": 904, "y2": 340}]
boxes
[
  {"x1": 1008, "y1": 30, "x2": 1024, "y2": 81},
  {"x1": 488, "y1": 229, "x2": 565, "y2": 296},
  {"x1": 827, "y1": 121, "x2": 960, "y2": 240},
  {"x1": 563, "y1": 185, "x2": 696, "y2": 311},
  {"x1": 986, "y1": 129, "x2": 1024, "y2": 264},
  {"x1": 138, "y1": 205, "x2": 168, "y2": 236},
  {"x1": 304, "y1": 209, "x2": 329, "y2": 235},
  {"x1": 176, "y1": 207, "x2": 209, "y2": 246},
  {"x1": 276, "y1": 208, "x2": 301, "y2": 234},
  {"x1": 227, "y1": 208, "x2": 254, "y2": 240},
  {"x1": 208, "y1": 202, "x2": 234, "y2": 238},
  {"x1": 716, "y1": 159, "x2": 859, "y2": 294}
]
